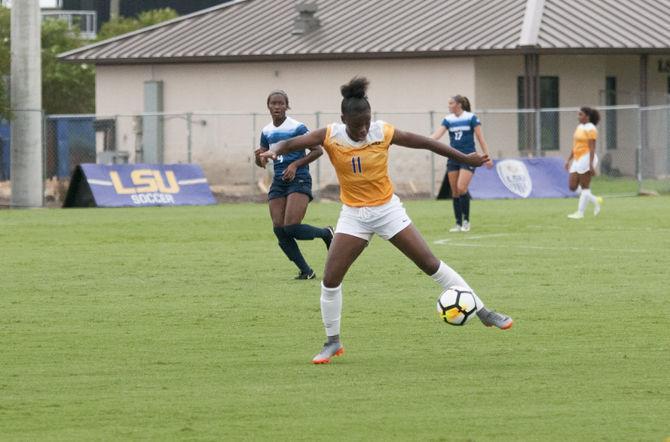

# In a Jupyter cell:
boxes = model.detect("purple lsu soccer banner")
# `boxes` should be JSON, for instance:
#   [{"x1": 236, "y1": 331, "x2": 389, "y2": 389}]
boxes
[
  {"x1": 66, "y1": 163, "x2": 216, "y2": 207},
  {"x1": 469, "y1": 157, "x2": 575, "y2": 199}
]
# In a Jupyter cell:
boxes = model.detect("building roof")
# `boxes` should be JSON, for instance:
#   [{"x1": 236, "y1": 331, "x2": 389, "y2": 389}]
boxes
[
  {"x1": 59, "y1": 0, "x2": 670, "y2": 64},
  {"x1": 538, "y1": 0, "x2": 670, "y2": 50}
]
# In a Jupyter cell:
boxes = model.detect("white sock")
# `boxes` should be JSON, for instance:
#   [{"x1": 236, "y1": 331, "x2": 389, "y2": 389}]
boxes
[
  {"x1": 431, "y1": 261, "x2": 484, "y2": 310},
  {"x1": 583, "y1": 188, "x2": 598, "y2": 204},
  {"x1": 320, "y1": 282, "x2": 342, "y2": 337},
  {"x1": 577, "y1": 191, "x2": 589, "y2": 214}
]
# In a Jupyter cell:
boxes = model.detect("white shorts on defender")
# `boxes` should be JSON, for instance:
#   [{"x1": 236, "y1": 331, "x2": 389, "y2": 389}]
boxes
[
  {"x1": 335, "y1": 194, "x2": 412, "y2": 241},
  {"x1": 569, "y1": 153, "x2": 598, "y2": 174}
]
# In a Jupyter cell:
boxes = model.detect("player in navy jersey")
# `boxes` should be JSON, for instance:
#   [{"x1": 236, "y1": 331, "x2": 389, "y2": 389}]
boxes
[
  {"x1": 431, "y1": 95, "x2": 493, "y2": 232},
  {"x1": 254, "y1": 90, "x2": 333, "y2": 280}
]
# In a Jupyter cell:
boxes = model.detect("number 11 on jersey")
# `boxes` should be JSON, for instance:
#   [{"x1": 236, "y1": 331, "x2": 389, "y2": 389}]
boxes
[{"x1": 351, "y1": 156, "x2": 362, "y2": 174}]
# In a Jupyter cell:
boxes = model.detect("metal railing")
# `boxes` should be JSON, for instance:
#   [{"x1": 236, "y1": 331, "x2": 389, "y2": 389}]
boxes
[{"x1": 0, "y1": 104, "x2": 668, "y2": 206}]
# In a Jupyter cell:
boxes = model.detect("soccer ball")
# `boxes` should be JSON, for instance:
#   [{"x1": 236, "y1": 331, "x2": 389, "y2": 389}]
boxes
[{"x1": 436, "y1": 286, "x2": 478, "y2": 326}]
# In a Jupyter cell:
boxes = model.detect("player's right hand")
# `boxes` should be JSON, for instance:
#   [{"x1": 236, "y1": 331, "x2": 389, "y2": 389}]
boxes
[{"x1": 464, "y1": 152, "x2": 489, "y2": 167}]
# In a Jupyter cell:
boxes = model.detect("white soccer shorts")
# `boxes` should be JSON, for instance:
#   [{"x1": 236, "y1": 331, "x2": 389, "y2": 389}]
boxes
[
  {"x1": 335, "y1": 194, "x2": 412, "y2": 241},
  {"x1": 569, "y1": 153, "x2": 598, "y2": 174}
]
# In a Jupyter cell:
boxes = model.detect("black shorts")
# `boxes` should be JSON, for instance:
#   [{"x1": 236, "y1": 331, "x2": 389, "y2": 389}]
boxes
[
  {"x1": 268, "y1": 175, "x2": 313, "y2": 201},
  {"x1": 447, "y1": 160, "x2": 476, "y2": 173}
]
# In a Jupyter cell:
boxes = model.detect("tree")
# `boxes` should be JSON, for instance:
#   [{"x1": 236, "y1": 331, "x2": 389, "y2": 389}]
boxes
[
  {"x1": 0, "y1": 6, "x2": 94, "y2": 118},
  {"x1": 0, "y1": 6, "x2": 10, "y2": 119},
  {"x1": 96, "y1": 8, "x2": 178, "y2": 42},
  {"x1": 41, "y1": 19, "x2": 95, "y2": 115},
  {"x1": 0, "y1": 6, "x2": 178, "y2": 119}
]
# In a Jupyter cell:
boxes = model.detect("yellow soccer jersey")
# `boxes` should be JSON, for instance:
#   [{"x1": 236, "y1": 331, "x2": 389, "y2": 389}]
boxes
[
  {"x1": 572, "y1": 123, "x2": 598, "y2": 160},
  {"x1": 322, "y1": 121, "x2": 395, "y2": 207}
]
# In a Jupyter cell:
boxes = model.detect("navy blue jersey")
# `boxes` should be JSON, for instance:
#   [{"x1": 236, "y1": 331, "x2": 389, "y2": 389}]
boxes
[
  {"x1": 441, "y1": 111, "x2": 481, "y2": 154},
  {"x1": 260, "y1": 117, "x2": 310, "y2": 180}
]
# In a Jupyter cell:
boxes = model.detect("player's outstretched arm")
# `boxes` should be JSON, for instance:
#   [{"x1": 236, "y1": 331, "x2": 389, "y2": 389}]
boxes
[
  {"x1": 392, "y1": 129, "x2": 489, "y2": 167},
  {"x1": 474, "y1": 125, "x2": 494, "y2": 168},
  {"x1": 430, "y1": 125, "x2": 447, "y2": 140},
  {"x1": 259, "y1": 128, "x2": 328, "y2": 161}
]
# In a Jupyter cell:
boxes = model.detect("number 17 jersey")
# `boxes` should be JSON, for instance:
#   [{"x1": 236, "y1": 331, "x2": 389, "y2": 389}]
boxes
[
  {"x1": 322, "y1": 121, "x2": 395, "y2": 207},
  {"x1": 441, "y1": 111, "x2": 480, "y2": 154}
]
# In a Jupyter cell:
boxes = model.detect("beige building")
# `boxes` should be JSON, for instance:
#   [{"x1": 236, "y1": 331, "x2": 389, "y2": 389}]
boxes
[{"x1": 60, "y1": 0, "x2": 670, "y2": 191}]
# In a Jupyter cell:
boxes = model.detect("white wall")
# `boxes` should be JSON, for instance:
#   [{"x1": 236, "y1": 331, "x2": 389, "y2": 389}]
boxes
[
  {"x1": 97, "y1": 58, "x2": 476, "y2": 115},
  {"x1": 96, "y1": 57, "x2": 476, "y2": 189},
  {"x1": 95, "y1": 53, "x2": 669, "y2": 188}
]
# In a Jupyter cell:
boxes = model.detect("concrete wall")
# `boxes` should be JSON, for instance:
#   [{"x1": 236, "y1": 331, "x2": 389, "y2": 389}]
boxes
[
  {"x1": 95, "y1": 53, "x2": 669, "y2": 189},
  {"x1": 96, "y1": 57, "x2": 476, "y2": 190}
]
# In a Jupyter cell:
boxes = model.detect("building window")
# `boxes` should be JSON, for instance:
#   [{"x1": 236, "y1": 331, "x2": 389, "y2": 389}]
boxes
[
  {"x1": 517, "y1": 76, "x2": 560, "y2": 151},
  {"x1": 605, "y1": 76, "x2": 617, "y2": 150}
]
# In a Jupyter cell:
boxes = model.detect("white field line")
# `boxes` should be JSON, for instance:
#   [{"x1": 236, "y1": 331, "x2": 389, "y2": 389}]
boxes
[
  {"x1": 434, "y1": 234, "x2": 511, "y2": 244},
  {"x1": 433, "y1": 233, "x2": 655, "y2": 253},
  {"x1": 525, "y1": 225, "x2": 670, "y2": 233}
]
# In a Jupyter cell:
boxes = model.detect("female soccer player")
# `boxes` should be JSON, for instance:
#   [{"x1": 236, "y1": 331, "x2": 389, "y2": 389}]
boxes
[
  {"x1": 254, "y1": 90, "x2": 333, "y2": 280},
  {"x1": 431, "y1": 95, "x2": 493, "y2": 232},
  {"x1": 261, "y1": 78, "x2": 513, "y2": 364},
  {"x1": 565, "y1": 107, "x2": 603, "y2": 219}
]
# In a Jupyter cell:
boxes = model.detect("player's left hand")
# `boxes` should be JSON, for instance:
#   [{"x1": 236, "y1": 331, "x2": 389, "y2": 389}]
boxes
[
  {"x1": 464, "y1": 152, "x2": 489, "y2": 167},
  {"x1": 259, "y1": 150, "x2": 277, "y2": 161},
  {"x1": 254, "y1": 148, "x2": 268, "y2": 167},
  {"x1": 282, "y1": 164, "x2": 297, "y2": 182},
  {"x1": 485, "y1": 158, "x2": 494, "y2": 169},
  {"x1": 589, "y1": 166, "x2": 596, "y2": 176}
]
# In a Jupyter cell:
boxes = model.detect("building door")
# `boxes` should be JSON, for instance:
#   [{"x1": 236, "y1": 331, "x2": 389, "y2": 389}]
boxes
[
  {"x1": 605, "y1": 76, "x2": 617, "y2": 151},
  {"x1": 517, "y1": 76, "x2": 560, "y2": 152}
]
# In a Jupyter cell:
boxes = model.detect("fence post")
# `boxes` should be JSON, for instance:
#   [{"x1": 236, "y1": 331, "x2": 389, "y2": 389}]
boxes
[
  {"x1": 636, "y1": 106, "x2": 643, "y2": 194},
  {"x1": 186, "y1": 112, "x2": 193, "y2": 164},
  {"x1": 42, "y1": 111, "x2": 46, "y2": 206},
  {"x1": 314, "y1": 111, "x2": 321, "y2": 202},
  {"x1": 251, "y1": 112, "x2": 257, "y2": 196},
  {"x1": 534, "y1": 108, "x2": 542, "y2": 157},
  {"x1": 667, "y1": 101, "x2": 670, "y2": 176},
  {"x1": 429, "y1": 110, "x2": 436, "y2": 199}
]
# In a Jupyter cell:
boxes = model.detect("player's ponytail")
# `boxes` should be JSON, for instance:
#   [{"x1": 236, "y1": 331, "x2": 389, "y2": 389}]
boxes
[
  {"x1": 341, "y1": 76, "x2": 371, "y2": 115},
  {"x1": 452, "y1": 95, "x2": 471, "y2": 112},
  {"x1": 581, "y1": 106, "x2": 600, "y2": 125}
]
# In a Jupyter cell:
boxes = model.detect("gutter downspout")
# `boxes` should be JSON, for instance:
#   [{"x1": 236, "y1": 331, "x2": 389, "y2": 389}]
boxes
[{"x1": 518, "y1": 0, "x2": 546, "y2": 156}]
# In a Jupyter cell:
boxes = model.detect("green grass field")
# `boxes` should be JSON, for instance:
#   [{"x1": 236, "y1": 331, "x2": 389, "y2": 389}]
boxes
[{"x1": 1, "y1": 185, "x2": 669, "y2": 440}]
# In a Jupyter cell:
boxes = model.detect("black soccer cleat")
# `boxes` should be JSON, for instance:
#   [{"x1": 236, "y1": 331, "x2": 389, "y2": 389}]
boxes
[
  {"x1": 295, "y1": 270, "x2": 316, "y2": 280},
  {"x1": 323, "y1": 226, "x2": 334, "y2": 250}
]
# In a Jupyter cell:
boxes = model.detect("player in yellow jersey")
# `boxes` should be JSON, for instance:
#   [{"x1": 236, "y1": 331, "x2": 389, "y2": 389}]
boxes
[
  {"x1": 261, "y1": 77, "x2": 513, "y2": 364},
  {"x1": 565, "y1": 107, "x2": 603, "y2": 219}
]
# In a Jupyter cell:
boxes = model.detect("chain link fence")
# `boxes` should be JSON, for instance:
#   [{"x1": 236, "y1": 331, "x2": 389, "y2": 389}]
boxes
[
  {"x1": 1, "y1": 105, "x2": 668, "y2": 206},
  {"x1": 640, "y1": 105, "x2": 670, "y2": 193}
]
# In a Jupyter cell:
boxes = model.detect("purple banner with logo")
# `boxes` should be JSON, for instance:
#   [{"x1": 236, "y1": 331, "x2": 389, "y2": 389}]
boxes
[
  {"x1": 469, "y1": 157, "x2": 575, "y2": 199},
  {"x1": 67, "y1": 163, "x2": 216, "y2": 207}
]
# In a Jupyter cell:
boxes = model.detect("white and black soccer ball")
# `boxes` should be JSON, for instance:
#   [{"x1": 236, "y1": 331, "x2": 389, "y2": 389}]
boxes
[{"x1": 436, "y1": 286, "x2": 478, "y2": 326}]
